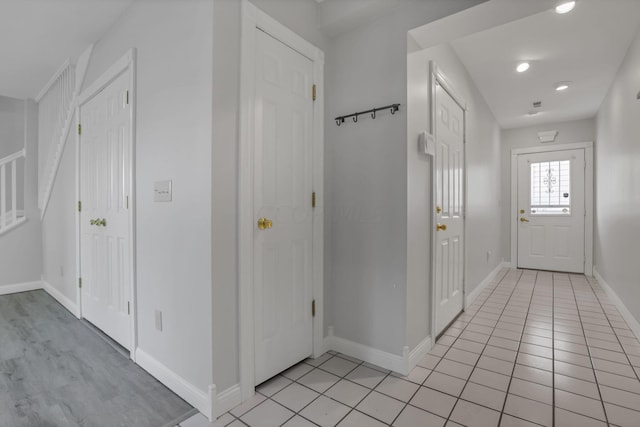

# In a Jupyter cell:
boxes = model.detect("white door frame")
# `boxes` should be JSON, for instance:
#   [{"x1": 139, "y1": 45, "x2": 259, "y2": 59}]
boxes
[
  {"x1": 238, "y1": 0, "x2": 324, "y2": 401},
  {"x1": 75, "y1": 49, "x2": 138, "y2": 360},
  {"x1": 510, "y1": 141, "x2": 593, "y2": 275},
  {"x1": 429, "y1": 62, "x2": 468, "y2": 340}
]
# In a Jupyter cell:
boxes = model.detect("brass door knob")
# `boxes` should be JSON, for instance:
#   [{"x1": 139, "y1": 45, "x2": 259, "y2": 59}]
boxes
[
  {"x1": 258, "y1": 217, "x2": 273, "y2": 230},
  {"x1": 436, "y1": 205, "x2": 442, "y2": 214},
  {"x1": 520, "y1": 217, "x2": 530, "y2": 223},
  {"x1": 436, "y1": 223, "x2": 447, "y2": 231}
]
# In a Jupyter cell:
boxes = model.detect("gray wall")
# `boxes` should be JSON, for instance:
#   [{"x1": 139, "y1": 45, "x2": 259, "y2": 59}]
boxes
[
  {"x1": 326, "y1": 0, "x2": 485, "y2": 356},
  {"x1": 407, "y1": 43, "x2": 502, "y2": 349},
  {"x1": 80, "y1": 0, "x2": 214, "y2": 393},
  {"x1": 595, "y1": 29, "x2": 640, "y2": 319},
  {"x1": 0, "y1": 96, "x2": 24, "y2": 158},
  {"x1": 0, "y1": 99, "x2": 42, "y2": 287},
  {"x1": 41, "y1": 111, "x2": 77, "y2": 302},
  {"x1": 500, "y1": 118, "x2": 596, "y2": 263}
]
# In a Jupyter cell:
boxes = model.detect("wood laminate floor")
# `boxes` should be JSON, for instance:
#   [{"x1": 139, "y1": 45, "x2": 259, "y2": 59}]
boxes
[{"x1": 0, "y1": 290, "x2": 195, "y2": 427}]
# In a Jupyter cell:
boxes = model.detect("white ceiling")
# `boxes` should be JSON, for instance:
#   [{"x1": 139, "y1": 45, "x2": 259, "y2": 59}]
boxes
[
  {"x1": 0, "y1": 0, "x2": 133, "y2": 100},
  {"x1": 449, "y1": 0, "x2": 640, "y2": 129}
]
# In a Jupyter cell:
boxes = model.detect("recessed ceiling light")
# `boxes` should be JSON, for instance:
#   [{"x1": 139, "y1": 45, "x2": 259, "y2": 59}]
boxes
[
  {"x1": 555, "y1": 82, "x2": 570, "y2": 91},
  {"x1": 556, "y1": 1, "x2": 576, "y2": 14},
  {"x1": 517, "y1": 62, "x2": 530, "y2": 73}
]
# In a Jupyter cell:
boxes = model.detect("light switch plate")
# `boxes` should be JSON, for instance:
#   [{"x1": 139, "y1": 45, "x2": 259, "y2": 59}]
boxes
[
  {"x1": 418, "y1": 131, "x2": 435, "y2": 156},
  {"x1": 154, "y1": 180, "x2": 172, "y2": 202}
]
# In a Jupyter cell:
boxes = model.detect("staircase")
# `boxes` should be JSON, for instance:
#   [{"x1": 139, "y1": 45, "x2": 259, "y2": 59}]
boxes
[
  {"x1": 0, "y1": 149, "x2": 26, "y2": 235},
  {"x1": 37, "y1": 59, "x2": 77, "y2": 219}
]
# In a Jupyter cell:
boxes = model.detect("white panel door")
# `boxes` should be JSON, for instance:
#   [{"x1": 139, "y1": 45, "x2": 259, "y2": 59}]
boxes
[
  {"x1": 80, "y1": 70, "x2": 132, "y2": 350},
  {"x1": 254, "y1": 30, "x2": 314, "y2": 385},
  {"x1": 434, "y1": 83, "x2": 465, "y2": 336},
  {"x1": 517, "y1": 149, "x2": 585, "y2": 273}
]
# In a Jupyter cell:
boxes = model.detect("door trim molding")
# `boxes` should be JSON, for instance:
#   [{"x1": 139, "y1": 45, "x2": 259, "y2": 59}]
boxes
[
  {"x1": 76, "y1": 48, "x2": 138, "y2": 360},
  {"x1": 429, "y1": 62, "x2": 467, "y2": 341},
  {"x1": 238, "y1": 0, "x2": 325, "y2": 402},
  {"x1": 510, "y1": 141, "x2": 594, "y2": 275}
]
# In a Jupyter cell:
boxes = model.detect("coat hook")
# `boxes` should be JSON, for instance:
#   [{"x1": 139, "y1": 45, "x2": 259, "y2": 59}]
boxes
[
  {"x1": 371, "y1": 110, "x2": 376, "y2": 119},
  {"x1": 390, "y1": 105, "x2": 398, "y2": 115},
  {"x1": 336, "y1": 118, "x2": 341, "y2": 126},
  {"x1": 353, "y1": 114, "x2": 358, "y2": 123}
]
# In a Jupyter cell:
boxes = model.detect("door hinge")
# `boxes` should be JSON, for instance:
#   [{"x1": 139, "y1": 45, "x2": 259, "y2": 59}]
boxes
[
  {"x1": 312, "y1": 300, "x2": 316, "y2": 317},
  {"x1": 126, "y1": 196, "x2": 129, "y2": 209},
  {"x1": 126, "y1": 90, "x2": 130, "y2": 105},
  {"x1": 312, "y1": 84, "x2": 317, "y2": 102},
  {"x1": 127, "y1": 301, "x2": 130, "y2": 315},
  {"x1": 78, "y1": 124, "x2": 81, "y2": 135},
  {"x1": 79, "y1": 277, "x2": 82, "y2": 288},
  {"x1": 312, "y1": 192, "x2": 316, "y2": 208},
  {"x1": 78, "y1": 201, "x2": 82, "y2": 212}
]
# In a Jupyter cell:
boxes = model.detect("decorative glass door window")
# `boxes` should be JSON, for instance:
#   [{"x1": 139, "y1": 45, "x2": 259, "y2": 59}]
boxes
[{"x1": 530, "y1": 160, "x2": 571, "y2": 215}]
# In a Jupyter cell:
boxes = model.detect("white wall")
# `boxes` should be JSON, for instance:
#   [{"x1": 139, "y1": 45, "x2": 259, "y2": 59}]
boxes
[
  {"x1": 79, "y1": 0, "x2": 213, "y2": 394},
  {"x1": 407, "y1": 43, "x2": 502, "y2": 349},
  {"x1": 595, "y1": 29, "x2": 640, "y2": 319},
  {"x1": 326, "y1": 0, "x2": 485, "y2": 357},
  {"x1": 41, "y1": 113, "x2": 77, "y2": 302},
  {"x1": 0, "y1": 96, "x2": 24, "y2": 158},
  {"x1": 500, "y1": 118, "x2": 596, "y2": 263},
  {"x1": 0, "y1": 99, "x2": 42, "y2": 287}
]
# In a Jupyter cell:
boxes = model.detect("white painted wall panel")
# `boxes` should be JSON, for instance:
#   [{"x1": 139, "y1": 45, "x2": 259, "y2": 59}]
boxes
[
  {"x1": 595, "y1": 29, "x2": 640, "y2": 321},
  {"x1": 0, "y1": 99, "x2": 42, "y2": 287}
]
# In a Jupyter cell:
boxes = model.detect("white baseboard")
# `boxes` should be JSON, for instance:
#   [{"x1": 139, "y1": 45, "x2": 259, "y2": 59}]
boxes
[
  {"x1": 593, "y1": 268, "x2": 640, "y2": 341},
  {"x1": 406, "y1": 335, "x2": 432, "y2": 372},
  {"x1": 0, "y1": 280, "x2": 43, "y2": 296},
  {"x1": 465, "y1": 261, "x2": 510, "y2": 309},
  {"x1": 324, "y1": 327, "x2": 430, "y2": 376},
  {"x1": 135, "y1": 348, "x2": 213, "y2": 420},
  {"x1": 42, "y1": 281, "x2": 80, "y2": 318},
  {"x1": 211, "y1": 383, "x2": 242, "y2": 420}
]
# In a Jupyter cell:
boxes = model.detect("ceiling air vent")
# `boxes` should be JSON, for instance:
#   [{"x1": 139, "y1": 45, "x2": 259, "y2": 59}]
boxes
[
  {"x1": 533, "y1": 101, "x2": 542, "y2": 108},
  {"x1": 538, "y1": 130, "x2": 559, "y2": 143}
]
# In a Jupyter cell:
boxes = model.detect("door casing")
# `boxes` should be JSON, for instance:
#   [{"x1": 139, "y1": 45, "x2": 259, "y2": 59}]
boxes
[
  {"x1": 510, "y1": 142, "x2": 594, "y2": 275},
  {"x1": 429, "y1": 62, "x2": 468, "y2": 342},
  {"x1": 76, "y1": 49, "x2": 137, "y2": 361},
  {"x1": 238, "y1": 0, "x2": 325, "y2": 402}
]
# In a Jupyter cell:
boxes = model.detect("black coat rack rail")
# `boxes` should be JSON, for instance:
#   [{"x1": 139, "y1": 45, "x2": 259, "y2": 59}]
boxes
[{"x1": 335, "y1": 103, "x2": 400, "y2": 126}]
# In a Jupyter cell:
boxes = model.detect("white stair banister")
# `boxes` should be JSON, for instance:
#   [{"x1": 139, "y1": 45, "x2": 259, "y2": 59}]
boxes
[{"x1": 0, "y1": 149, "x2": 26, "y2": 235}]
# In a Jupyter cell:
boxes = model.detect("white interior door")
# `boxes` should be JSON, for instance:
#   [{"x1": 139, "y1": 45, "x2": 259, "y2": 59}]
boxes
[
  {"x1": 253, "y1": 30, "x2": 314, "y2": 385},
  {"x1": 517, "y1": 149, "x2": 585, "y2": 273},
  {"x1": 80, "y1": 70, "x2": 132, "y2": 350},
  {"x1": 434, "y1": 83, "x2": 465, "y2": 336}
]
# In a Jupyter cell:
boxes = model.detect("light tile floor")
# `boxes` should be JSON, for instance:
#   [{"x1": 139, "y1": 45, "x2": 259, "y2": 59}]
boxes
[{"x1": 178, "y1": 269, "x2": 640, "y2": 426}]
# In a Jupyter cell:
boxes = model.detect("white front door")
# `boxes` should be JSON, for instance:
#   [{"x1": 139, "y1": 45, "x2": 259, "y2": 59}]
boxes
[
  {"x1": 253, "y1": 29, "x2": 314, "y2": 384},
  {"x1": 80, "y1": 70, "x2": 132, "y2": 350},
  {"x1": 434, "y1": 83, "x2": 465, "y2": 336},
  {"x1": 517, "y1": 149, "x2": 585, "y2": 273}
]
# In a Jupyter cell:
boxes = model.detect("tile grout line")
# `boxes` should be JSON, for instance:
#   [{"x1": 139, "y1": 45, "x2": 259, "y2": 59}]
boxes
[
  {"x1": 426, "y1": 269, "x2": 525, "y2": 423},
  {"x1": 387, "y1": 268, "x2": 516, "y2": 426},
  {"x1": 443, "y1": 269, "x2": 529, "y2": 425},
  {"x1": 551, "y1": 272, "x2": 556, "y2": 427},
  {"x1": 496, "y1": 270, "x2": 540, "y2": 426},
  {"x1": 583, "y1": 274, "x2": 640, "y2": 385},
  {"x1": 567, "y1": 273, "x2": 610, "y2": 425}
]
